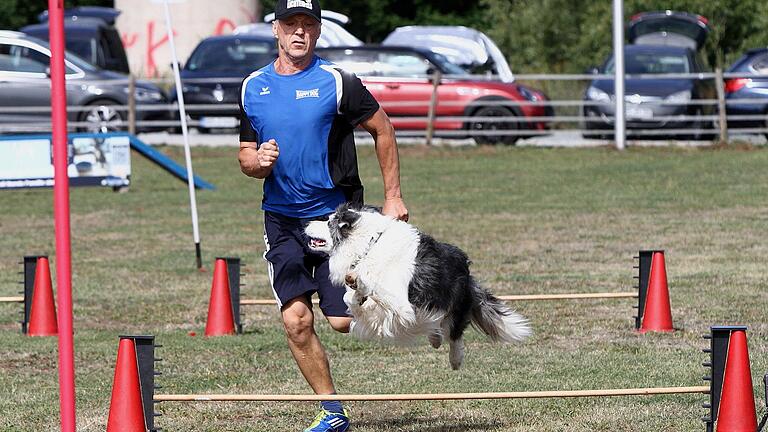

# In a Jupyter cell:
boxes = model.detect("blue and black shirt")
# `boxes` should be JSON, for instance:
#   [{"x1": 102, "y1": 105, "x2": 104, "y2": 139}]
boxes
[{"x1": 239, "y1": 55, "x2": 379, "y2": 219}]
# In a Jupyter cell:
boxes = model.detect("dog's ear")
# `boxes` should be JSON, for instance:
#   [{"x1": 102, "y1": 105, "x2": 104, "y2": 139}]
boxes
[{"x1": 337, "y1": 208, "x2": 360, "y2": 239}]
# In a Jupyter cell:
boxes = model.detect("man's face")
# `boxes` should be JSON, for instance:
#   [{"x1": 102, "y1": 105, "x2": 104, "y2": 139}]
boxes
[{"x1": 273, "y1": 14, "x2": 321, "y2": 62}]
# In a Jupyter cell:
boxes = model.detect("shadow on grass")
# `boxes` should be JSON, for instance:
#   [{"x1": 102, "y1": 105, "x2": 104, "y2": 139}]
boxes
[{"x1": 355, "y1": 415, "x2": 504, "y2": 431}]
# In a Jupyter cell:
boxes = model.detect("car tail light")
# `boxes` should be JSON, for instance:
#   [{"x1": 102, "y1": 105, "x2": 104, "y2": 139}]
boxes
[
  {"x1": 724, "y1": 78, "x2": 751, "y2": 93},
  {"x1": 696, "y1": 15, "x2": 709, "y2": 25}
]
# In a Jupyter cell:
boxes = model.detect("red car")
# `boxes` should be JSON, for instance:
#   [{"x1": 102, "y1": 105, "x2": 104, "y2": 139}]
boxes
[{"x1": 317, "y1": 45, "x2": 551, "y2": 144}]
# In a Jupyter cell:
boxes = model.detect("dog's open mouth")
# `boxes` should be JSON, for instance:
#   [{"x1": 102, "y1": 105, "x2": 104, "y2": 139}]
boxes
[{"x1": 309, "y1": 238, "x2": 326, "y2": 248}]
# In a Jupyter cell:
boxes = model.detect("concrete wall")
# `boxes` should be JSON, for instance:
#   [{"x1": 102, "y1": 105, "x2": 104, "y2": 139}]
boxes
[{"x1": 115, "y1": 0, "x2": 262, "y2": 78}]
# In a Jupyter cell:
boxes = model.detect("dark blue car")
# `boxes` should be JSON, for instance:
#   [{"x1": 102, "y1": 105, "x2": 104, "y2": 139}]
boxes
[
  {"x1": 582, "y1": 11, "x2": 716, "y2": 139},
  {"x1": 725, "y1": 48, "x2": 768, "y2": 138},
  {"x1": 170, "y1": 35, "x2": 276, "y2": 132}
]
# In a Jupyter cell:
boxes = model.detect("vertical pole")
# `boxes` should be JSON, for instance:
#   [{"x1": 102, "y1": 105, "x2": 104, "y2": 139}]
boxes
[
  {"x1": 612, "y1": 0, "x2": 626, "y2": 150},
  {"x1": 48, "y1": 1, "x2": 76, "y2": 430},
  {"x1": 128, "y1": 74, "x2": 137, "y2": 136},
  {"x1": 425, "y1": 70, "x2": 441, "y2": 146},
  {"x1": 163, "y1": 0, "x2": 204, "y2": 269},
  {"x1": 715, "y1": 67, "x2": 729, "y2": 143}
]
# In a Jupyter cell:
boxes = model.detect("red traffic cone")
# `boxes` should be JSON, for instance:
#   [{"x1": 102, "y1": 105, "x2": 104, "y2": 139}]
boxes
[
  {"x1": 107, "y1": 338, "x2": 147, "y2": 432},
  {"x1": 28, "y1": 256, "x2": 58, "y2": 336},
  {"x1": 639, "y1": 251, "x2": 673, "y2": 333},
  {"x1": 716, "y1": 330, "x2": 757, "y2": 431},
  {"x1": 204, "y1": 258, "x2": 235, "y2": 336}
]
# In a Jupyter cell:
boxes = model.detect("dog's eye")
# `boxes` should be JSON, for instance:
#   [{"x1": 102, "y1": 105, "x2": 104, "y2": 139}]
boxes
[{"x1": 338, "y1": 221, "x2": 348, "y2": 229}]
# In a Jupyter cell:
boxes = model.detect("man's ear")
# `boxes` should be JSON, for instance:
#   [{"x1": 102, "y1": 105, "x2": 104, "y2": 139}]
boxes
[{"x1": 272, "y1": 21, "x2": 278, "y2": 38}]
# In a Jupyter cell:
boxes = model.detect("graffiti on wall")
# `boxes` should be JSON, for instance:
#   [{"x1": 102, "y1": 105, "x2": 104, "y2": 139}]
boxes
[{"x1": 120, "y1": 4, "x2": 256, "y2": 78}]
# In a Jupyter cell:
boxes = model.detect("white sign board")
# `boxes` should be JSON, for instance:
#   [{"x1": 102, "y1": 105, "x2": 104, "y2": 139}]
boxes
[{"x1": 0, "y1": 135, "x2": 131, "y2": 189}]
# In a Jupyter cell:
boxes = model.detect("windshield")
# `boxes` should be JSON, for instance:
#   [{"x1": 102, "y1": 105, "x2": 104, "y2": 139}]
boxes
[
  {"x1": 430, "y1": 52, "x2": 467, "y2": 75},
  {"x1": 186, "y1": 39, "x2": 275, "y2": 74},
  {"x1": 605, "y1": 51, "x2": 690, "y2": 74}
]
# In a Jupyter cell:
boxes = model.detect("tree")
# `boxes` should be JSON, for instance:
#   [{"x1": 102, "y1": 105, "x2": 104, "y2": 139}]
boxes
[{"x1": 0, "y1": 0, "x2": 113, "y2": 31}]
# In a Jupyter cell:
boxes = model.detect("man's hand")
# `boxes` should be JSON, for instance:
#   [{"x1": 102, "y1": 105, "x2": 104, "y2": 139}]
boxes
[
  {"x1": 257, "y1": 139, "x2": 280, "y2": 169},
  {"x1": 382, "y1": 196, "x2": 409, "y2": 222},
  {"x1": 239, "y1": 139, "x2": 279, "y2": 179}
]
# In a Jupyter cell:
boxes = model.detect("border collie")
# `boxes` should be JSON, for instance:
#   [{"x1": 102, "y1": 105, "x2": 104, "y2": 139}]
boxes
[{"x1": 305, "y1": 203, "x2": 531, "y2": 370}]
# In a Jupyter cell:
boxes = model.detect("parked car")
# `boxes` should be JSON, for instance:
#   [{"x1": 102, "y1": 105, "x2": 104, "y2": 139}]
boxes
[
  {"x1": 235, "y1": 10, "x2": 363, "y2": 48},
  {"x1": 0, "y1": 31, "x2": 167, "y2": 133},
  {"x1": 582, "y1": 11, "x2": 716, "y2": 139},
  {"x1": 21, "y1": 6, "x2": 130, "y2": 74},
  {"x1": 382, "y1": 26, "x2": 513, "y2": 82},
  {"x1": 724, "y1": 47, "x2": 768, "y2": 138},
  {"x1": 168, "y1": 34, "x2": 276, "y2": 132},
  {"x1": 317, "y1": 45, "x2": 551, "y2": 144}
]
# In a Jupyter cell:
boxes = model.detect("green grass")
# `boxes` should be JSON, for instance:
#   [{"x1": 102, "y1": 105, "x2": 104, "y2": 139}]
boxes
[{"x1": 1, "y1": 143, "x2": 767, "y2": 431}]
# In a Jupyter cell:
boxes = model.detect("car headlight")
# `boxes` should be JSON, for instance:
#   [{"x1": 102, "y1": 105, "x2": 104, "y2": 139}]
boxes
[
  {"x1": 665, "y1": 90, "x2": 691, "y2": 104},
  {"x1": 125, "y1": 87, "x2": 164, "y2": 102},
  {"x1": 586, "y1": 86, "x2": 611, "y2": 103},
  {"x1": 517, "y1": 85, "x2": 540, "y2": 101}
]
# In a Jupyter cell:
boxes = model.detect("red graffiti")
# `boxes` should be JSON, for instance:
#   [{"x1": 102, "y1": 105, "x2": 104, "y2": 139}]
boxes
[
  {"x1": 214, "y1": 18, "x2": 237, "y2": 36},
  {"x1": 145, "y1": 20, "x2": 177, "y2": 78},
  {"x1": 121, "y1": 33, "x2": 138, "y2": 49}
]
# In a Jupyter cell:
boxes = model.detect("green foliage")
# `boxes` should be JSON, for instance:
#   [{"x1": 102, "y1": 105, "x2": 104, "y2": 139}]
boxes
[
  {"x1": 0, "y1": 0, "x2": 113, "y2": 31},
  {"x1": 480, "y1": 0, "x2": 768, "y2": 72}
]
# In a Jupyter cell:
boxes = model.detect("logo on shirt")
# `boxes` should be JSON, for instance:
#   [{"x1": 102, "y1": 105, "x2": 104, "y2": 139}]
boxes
[
  {"x1": 295, "y1": 88, "x2": 320, "y2": 99},
  {"x1": 259, "y1": 87, "x2": 270, "y2": 96},
  {"x1": 287, "y1": 0, "x2": 312, "y2": 9}
]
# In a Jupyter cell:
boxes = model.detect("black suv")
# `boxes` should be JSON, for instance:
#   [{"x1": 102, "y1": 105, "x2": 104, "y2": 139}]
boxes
[{"x1": 21, "y1": 6, "x2": 130, "y2": 74}]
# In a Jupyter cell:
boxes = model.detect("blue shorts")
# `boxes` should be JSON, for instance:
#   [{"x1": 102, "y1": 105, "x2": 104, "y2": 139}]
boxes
[{"x1": 262, "y1": 211, "x2": 350, "y2": 317}]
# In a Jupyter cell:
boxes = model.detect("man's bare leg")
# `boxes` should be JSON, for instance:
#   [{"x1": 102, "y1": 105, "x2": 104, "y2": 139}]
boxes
[{"x1": 282, "y1": 297, "x2": 337, "y2": 394}]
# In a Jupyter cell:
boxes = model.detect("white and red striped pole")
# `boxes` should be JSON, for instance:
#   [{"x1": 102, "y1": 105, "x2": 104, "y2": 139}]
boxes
[{"x1": 48, "y1": 1, "x2": 76, "y2": 430}]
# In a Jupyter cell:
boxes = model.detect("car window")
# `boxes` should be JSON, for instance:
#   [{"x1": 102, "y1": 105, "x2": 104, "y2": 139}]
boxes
[
  {"x1": 0, "y1": 43, "x2": 49, "y2": 73},
  {"x1": 753, "y1": 55, "x2": 768, "y2": 74},
  {"x1": 186, "y1": 39, "x2": 275, "y2": 75},
  {"x1": 319, "y1": 49, "x2": 435, "y2": 78},
  {"x1": 606, "y1": 52, "x2": 690, "y2": 74}
]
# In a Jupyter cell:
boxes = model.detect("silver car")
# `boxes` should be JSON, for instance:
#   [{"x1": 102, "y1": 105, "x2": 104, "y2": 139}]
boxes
[{"x1": 0, "y1": 30, "x2": 168, "y2": 133}]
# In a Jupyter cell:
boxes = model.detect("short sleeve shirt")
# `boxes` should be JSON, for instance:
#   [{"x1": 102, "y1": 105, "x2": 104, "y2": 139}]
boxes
[{"x1": 239, "y1": 55, "x2": 379, "y2": 219}]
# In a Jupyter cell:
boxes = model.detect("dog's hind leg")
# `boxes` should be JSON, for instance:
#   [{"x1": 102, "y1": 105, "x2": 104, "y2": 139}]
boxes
[{"x1": 448, "y1": 336, "x2": 464, "y2": 370}]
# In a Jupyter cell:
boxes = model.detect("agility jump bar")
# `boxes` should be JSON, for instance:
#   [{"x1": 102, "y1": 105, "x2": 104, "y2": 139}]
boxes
[
  {"x1": 0, "y1": 296, "x2": 23, "y2": 302},
  {"x1": 219, "y1": 254, "x2": 647, "y2": 334},
  {"x1": 155, "y1": 386, "x2": 708, "y2": 402},
  {"x1": 112, "y1": 326, "x2": 766, "y2": 431},
  {"x1": 239, "y1": 292, "x2": 638, "y2": 306}
]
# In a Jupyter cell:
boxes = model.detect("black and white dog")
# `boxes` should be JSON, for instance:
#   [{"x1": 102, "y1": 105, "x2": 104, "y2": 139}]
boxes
[{"x1": 305, "y1": 203, "x2": 531, "y2": 370}]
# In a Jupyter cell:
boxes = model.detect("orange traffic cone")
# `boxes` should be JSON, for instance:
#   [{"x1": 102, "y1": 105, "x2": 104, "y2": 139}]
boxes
[
  {"x1": 716, "y1": 330, "x2": 757, "y2": 431},
  {"x1": 639, "y1": 251, "x2": 673, "y2": 333},
  {"x1": 28, "y1": 256, "x2": 58, "y2": 336},
  {"x1": 204, "y1": 258, "x2": 235, "y2": 336},
  {"x1": 107, "y1": 338, "x2": 147, "y2": 432}
]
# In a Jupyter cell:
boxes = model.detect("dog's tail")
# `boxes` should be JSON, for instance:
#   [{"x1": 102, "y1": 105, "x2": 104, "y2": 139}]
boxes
[{"x1": 470, "y1": 278, "x2": 532, "y2": 343}]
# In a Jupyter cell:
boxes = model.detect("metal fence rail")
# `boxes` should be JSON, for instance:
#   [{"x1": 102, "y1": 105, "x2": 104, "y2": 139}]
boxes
[{"x1": 0, "y1": 71, "x2": 765, "y2": 140}]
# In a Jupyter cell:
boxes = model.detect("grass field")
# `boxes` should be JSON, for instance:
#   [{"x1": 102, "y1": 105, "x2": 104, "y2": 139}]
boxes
[{"x1": 1, "y1": 143, "x2": 767, "y2": 431}]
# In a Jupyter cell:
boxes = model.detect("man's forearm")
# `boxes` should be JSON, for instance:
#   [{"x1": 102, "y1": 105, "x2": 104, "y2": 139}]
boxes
[
  {"x1": 373, "y1": 128, "x2": 403, "y2": 200},
  {"x1": 239, "y1": 148, "x2": 272, "y2": 179}
]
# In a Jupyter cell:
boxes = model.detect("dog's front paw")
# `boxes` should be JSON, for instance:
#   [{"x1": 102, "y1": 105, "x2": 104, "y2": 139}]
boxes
[{"x1": 344, "y1": 272, "x2": 358, "y2": 290}]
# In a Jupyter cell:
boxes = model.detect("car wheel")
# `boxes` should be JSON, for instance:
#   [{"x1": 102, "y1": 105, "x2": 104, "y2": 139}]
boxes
[
  {"x1": 78, "y1": 100, "x2": 125, "y2": 133},
  {"x1": 468, "y1": 106, "x2": 519, "y2": 145}
]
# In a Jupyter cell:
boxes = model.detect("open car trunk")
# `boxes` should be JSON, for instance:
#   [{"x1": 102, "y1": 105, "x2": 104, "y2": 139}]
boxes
[{"x1": 628, "y1": 10, "x2": 709, "y2": 50}]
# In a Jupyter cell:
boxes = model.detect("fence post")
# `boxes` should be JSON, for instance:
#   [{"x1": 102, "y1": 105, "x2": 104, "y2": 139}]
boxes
[
  {"x1": 715, "y1": 67, "x2": 728, "y2": 143},
  {"x1": 425, "y1": 70, "x2": 441, "y2": 146},
  {"x1": 128, "y1": 75, "x2": 137, "y2": 135}
]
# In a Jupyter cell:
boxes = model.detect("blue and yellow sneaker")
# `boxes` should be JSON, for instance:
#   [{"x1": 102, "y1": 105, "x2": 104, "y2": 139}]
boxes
[{"x1": 303, "y1": 408, "x2": 350, "y2": 432}]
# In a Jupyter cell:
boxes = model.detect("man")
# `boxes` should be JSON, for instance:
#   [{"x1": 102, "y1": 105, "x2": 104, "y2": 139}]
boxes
[{"x1": 238, "y1": 1, "x2": 408, "y2": 431}]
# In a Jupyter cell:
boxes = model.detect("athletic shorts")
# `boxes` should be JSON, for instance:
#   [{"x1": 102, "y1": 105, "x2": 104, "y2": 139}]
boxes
[{"x1": 262, "y1": 211, "x2": 350, "y2": 317}]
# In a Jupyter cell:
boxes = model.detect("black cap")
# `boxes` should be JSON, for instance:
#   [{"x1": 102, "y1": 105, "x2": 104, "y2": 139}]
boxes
[{"x1": 274, "y1": 0, "x2": 321, "y2": 22}]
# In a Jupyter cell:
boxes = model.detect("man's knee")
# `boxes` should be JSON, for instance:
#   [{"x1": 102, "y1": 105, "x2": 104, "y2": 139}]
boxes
[
  {"x1": 326, "y1": 316, "x2": 352, "y2": 333},
  {"x1": 282, "y1": 299, "x2": 315, "y2": 344}
]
